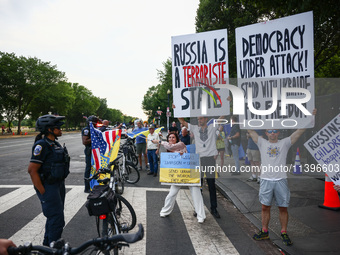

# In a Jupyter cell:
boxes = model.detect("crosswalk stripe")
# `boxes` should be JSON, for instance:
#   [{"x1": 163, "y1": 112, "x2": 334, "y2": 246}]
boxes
[
  {"x1": 177, "y1": 189, "x2": 239, "y2": 255},
  {"x1": 1, "y1": 185, "x2": 240, "y2": 255},
  {"x1": 9, "y1": 186, "x2": 88, "y2": 245},
  {"x1": 0, "y1": 185, "x2": 36, "y2": 215},
  {"x1": 64, "y1": 186, "x2": 88, "y2": 225},
  {"x1": 119, "y1": 187, "x2": 147, "y2": 255}
]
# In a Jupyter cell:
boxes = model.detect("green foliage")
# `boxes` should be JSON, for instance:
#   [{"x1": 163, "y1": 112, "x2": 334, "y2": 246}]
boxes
[
  {"x1": 0, "y1": 52, "x2": 130, "y2": 130},
  {"x1": 142, "y1": 59, "x2": 173, "y2": 126},
  {"x1": 195, "y1": 0, "x2": 340, "y2": 84},
  {"x1": 0, "y1": 51, "x2": 66, "y2": 133}
]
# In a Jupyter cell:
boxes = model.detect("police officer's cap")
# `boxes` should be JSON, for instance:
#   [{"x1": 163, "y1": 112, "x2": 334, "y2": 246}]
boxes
[
  {"x1": 36, "y1": 115, "x2": 65, "y2": 133},
  {"x1": 87, "y1": 115, "x2": 99, "y2": 123}
]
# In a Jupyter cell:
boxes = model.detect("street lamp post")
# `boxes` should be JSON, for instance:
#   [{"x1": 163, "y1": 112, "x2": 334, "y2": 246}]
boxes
[
  {"x1": 167, "y1": 89, "x2": 171, "y2": 132},
  {"x1": 158, "y1": 106, "x2": 161, "y2": 126}
]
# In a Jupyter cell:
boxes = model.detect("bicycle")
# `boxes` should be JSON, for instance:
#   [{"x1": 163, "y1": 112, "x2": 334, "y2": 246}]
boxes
[
  {"x1": 118, "y1": 145, "x2": 140, "y2": 185},
  {"x1": 8, "y1": 224, "x2": 143, "y2": 255},
  {"x1": 85, "y1": 161, "x2": 137, "y2": 254},
  {"x1": 124, "y1": 138, "x2": 138, "y2": 166}
]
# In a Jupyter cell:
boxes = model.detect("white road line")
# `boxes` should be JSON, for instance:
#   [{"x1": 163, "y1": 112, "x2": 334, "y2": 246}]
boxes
[
  {"x1": 0, "y1": 186, "x2": 36, "y2": 215},
  {"x1": 9, "y1": 210, "x2": 46, "y2": 245},
  {"x1": 2, "y1": 185, "x2": 239, "y2": 254},
  {"x1": 9, "y1": 186, "x2": 88, "y2": 245},
  {"x1": 120, "y1": 188, "x2": 148, "y2": 255},
  {"x1": 0, "y1": 142, "x2": 33, "y2": 149},
  {"x1": 177, "y1": 189, "x2": 239, "y2": 255},
  {"x1": 64, "y1": 186, "x2": 88, "y2": 225}
]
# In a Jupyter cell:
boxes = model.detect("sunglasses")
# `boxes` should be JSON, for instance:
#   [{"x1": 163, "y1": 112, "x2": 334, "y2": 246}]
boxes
[
  {"x1": 53, "y1": 126, "x2": 61, "y2": 130},
  {"x1": 267, "y1": 130, "x2": 279, "y2": 134}
]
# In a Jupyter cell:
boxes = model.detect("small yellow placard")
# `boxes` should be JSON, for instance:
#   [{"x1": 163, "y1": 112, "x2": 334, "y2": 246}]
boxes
[{"x1": 159, "y1": 152, "x2": 201, "y2": 186}]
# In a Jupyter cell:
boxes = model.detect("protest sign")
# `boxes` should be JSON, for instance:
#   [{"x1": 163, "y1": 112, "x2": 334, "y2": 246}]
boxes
[
  {"x1": 172, "y1": 29, "x2": 230, "y2": 117},
  {"x1": 304, "y1": 114, "x2": 340, "y2": 185},
  {"x1": 159, "y1": 152, "x2": 200, "y2": 186},
  {"x1": 235, "y1": 11, "x2": 315, "y2": 129}
]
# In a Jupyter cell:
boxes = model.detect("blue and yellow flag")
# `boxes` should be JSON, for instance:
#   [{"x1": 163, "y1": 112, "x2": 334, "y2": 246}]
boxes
[{"x1": 127, "y1": 127, "x2": 164, "y2": 139}]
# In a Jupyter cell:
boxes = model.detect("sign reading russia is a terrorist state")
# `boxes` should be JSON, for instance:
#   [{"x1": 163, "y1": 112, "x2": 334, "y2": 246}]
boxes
[
  {"x1": 172, "y1": 29, "x2": 230, "y2": 117},
  {"x1": 236, "y1": 11, "x2": 315, "y2": 129}
]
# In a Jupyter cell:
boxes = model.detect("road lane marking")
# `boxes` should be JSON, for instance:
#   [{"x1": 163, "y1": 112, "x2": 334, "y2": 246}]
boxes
[
  {"x1": 9, "y1": 186, "x2": 88, "y2": 245},
  {"x1": 177, "y1": 189, "x2": 239, "y2": 255},
  {"x1": 2, "y1": 185, "x2": 239, "y2": 254},
  {"x1": 0, "y1": 186, "x2": 36, "y2": 215},
  {"x1": 120, "y1": 187, "x2": 147, "y2": 255}
]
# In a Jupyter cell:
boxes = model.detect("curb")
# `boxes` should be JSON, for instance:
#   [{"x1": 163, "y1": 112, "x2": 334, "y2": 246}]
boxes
[{"x1": 215, "y1": 180, "x2": 296, "y2": 255}]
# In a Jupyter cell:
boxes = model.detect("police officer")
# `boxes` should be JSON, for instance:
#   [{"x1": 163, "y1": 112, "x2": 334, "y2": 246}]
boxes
[
  {"x1": 28, "y1": 115, "x2": 70, "y2": 246},
  {"x1": 82, "y1": 115, "x2": 99, "y2": 193}
]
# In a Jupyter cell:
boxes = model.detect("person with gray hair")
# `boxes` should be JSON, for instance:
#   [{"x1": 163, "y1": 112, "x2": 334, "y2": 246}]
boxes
[{"x1": 179, "y1": 126, "x2": 190, "y2": 145}]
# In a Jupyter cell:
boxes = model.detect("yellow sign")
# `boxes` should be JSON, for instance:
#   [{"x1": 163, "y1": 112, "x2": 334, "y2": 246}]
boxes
[{"x1": 159, "y1": 152, "x2": 201, "y2": 186}]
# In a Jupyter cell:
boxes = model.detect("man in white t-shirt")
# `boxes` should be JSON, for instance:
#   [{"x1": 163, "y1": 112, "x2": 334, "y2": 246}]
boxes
[
  {"x1": 247, "y1": 109, "x2": 316, "y2": 247},
  {"x1": 179, "y1": 116, "x2": 221, "y2": 218},
  {"x1": 146, "y1": 125, "x2": 160, "y2": 177}
]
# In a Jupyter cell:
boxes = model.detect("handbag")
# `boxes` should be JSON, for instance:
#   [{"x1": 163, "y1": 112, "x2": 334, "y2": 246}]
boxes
[{"x1": 85, "y1": 185, "x2": 115, "y2": 216}]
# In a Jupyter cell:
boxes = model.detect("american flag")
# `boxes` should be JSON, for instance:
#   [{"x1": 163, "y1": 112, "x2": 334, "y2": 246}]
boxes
[{"x1": 90, "y1": 122, "x2": 122, "y2": 171}]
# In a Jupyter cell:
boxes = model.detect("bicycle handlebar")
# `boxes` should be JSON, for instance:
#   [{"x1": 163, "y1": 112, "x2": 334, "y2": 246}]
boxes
[
  {"x1": 84, "y1": 167, "x2": 111, "y2": 182},
  {"x1": 8, "y1": 224, "x2": 144, "y2": 255}
]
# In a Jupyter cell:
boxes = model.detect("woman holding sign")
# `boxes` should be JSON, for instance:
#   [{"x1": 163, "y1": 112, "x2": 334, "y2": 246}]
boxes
[{"x1": 152, "y1": 132, "x2": 206, "y2": 223}]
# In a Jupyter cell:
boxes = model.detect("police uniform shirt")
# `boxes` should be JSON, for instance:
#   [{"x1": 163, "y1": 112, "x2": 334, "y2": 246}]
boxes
[{"x1": 30, "y1": 138, "x2": 61, "y2": 165}]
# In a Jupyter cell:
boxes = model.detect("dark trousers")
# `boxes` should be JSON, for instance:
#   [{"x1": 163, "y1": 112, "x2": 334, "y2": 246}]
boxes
[
  {"x1": 147, "y1": 149, "x2": 158, "y2": 173},
  {"x1": 200, "y1": 156, "x2": 217, "y2": 211},
  {"x1": 36, "y1": 181, "x2": 66, "y2": 246},
  {"x1": 84, "y1": 146, "x2": 91, "y2": 191}
]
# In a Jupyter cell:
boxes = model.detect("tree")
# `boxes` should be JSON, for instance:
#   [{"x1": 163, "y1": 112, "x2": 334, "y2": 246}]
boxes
[
  {"x1": 28, "y1": 81, "x2": 76, "y2": 121},
  {"x1": 0, "y1": 52, "x2": 66, "y2": 134},
  {"x1": 195, "y1": 0, "x2": 340, "y2": 83},
  {"x1": 142, "y1": 59, "x2": 173, "y2": 125},
  {"x1": 67, "y1": 83, "x2": 100, "y2": 128}
]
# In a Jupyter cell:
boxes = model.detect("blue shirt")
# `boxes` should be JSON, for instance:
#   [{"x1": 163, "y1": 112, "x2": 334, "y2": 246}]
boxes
[
  {"x1": 180, "y1": 134, "x2": 190, "y2": 145},
  {"x1": 135, "y1": 127, "x2": 147, "y2": 144}
]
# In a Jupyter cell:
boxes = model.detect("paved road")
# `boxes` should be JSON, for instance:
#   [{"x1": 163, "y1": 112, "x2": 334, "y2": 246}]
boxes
[{"x1": 0, "y1": 133, "x2": 282, "y2": 254}]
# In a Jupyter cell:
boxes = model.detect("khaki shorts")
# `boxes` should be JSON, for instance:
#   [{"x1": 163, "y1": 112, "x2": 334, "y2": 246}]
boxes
[
  {"x1": 247, "y1": 149, "x2": 261, "y2": 162},
  {"x1": 136, "y1": 143, "x2": 146, "y2": 155}
]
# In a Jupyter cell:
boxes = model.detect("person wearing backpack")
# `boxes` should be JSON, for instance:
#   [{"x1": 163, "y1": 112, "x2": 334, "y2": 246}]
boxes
[{"x1": 28, "y1": 115, "x2": 70, "y2": 246}]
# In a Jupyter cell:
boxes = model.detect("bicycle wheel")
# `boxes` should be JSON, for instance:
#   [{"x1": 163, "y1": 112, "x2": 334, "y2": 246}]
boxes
[
  {"x1": 114, "y1": 168, "x2": 124, "y2": 195},
  {"x1": 96, "y1": 214, "x2": 119, "y2": 255},
  {"x1": 124, "y1": 161, "x2": 140, "y2": 184},
  {"x1": 126, "y1": 151, "x2": 138, "y2": 166},
  {"x1": 115, "y1": 193, "x2": 137, "y2": 232}
]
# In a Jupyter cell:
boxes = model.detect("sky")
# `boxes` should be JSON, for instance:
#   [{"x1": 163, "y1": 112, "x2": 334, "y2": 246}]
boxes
[{"x1": 0, "y1": 0, "x2": 200, "y2": 121}]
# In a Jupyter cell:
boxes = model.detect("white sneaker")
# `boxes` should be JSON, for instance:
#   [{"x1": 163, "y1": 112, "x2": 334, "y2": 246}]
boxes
[
  {"x1": 198, "y1": 218, "x2": 204, "y2": 224},
  {"x1": 257, "y1": 177, "x2": 261, "y2": 184}
]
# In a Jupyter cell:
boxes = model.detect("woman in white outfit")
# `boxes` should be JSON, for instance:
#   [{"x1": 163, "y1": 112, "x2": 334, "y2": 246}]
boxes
[{"x1": 152, "y1": 132, "x2": 206, "y2": 223}]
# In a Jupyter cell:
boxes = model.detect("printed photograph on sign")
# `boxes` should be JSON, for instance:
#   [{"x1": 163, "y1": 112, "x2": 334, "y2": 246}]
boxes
[
  {"x1": 172, "y1": 29, "x2": 230, "y2": 118},
  {"x1": 235, "y1": 11, "x2": 315, "y2": 129}
]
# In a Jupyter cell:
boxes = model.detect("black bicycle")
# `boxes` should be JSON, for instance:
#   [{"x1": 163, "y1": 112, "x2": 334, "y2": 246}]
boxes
[
  {"x1": 85, "y1": 161, "x2": 137, "y2": 254},
  {"x1": 8, "y1": 224, "x2": 143, "y2": 255},
  {"x1": 124, "y1": 137, "x2": 138, "y2": 166}
]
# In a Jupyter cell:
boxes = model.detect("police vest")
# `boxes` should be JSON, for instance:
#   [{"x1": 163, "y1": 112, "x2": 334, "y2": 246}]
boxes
[{"x1": 39, "y1": 138, "x2": 70, "y2": 184}]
